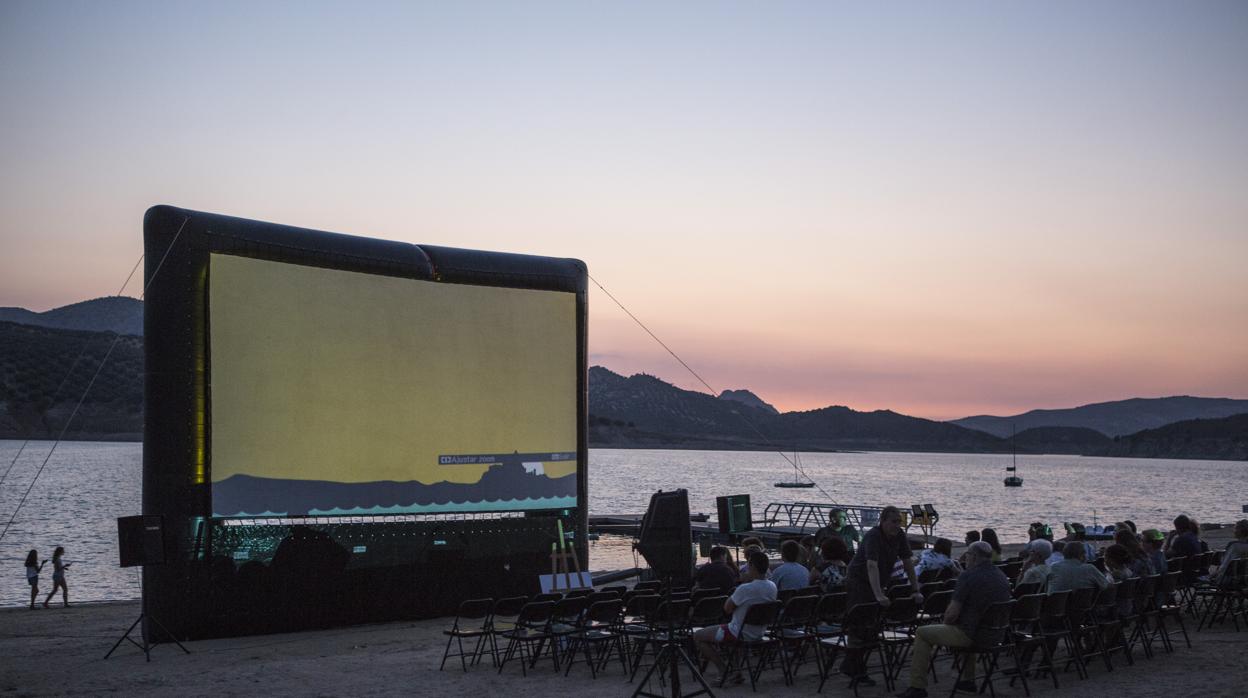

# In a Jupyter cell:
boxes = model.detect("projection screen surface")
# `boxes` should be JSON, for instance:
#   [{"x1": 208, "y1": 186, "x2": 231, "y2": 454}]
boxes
[{"x1": 208, "y1": 253, "x2": 578, "y2": 517}]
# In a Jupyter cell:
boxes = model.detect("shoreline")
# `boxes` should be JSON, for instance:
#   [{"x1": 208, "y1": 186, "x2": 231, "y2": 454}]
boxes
[{"x1": 2, "y1": 436, "x2": 1244, "y2": 462}]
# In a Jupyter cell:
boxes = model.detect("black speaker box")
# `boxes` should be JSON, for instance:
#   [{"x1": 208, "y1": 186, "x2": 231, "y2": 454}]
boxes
[
  {"x1": 716, "y1": 494, "x2": 753, "y2": 534},
  {"x1": 118, "y1": 515, "x2": 166, "y2": 567},
  {"x1": 635, "y1": 489, "x2": 692, "y2": 578}
]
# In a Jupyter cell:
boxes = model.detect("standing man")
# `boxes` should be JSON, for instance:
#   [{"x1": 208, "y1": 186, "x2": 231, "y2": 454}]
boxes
[
  {"x1": 841, "y1": 505, "x2": 922, "y2": 685},
  {"x1": 898, "y1": 541, "x2": 1012, "y2": 698}
]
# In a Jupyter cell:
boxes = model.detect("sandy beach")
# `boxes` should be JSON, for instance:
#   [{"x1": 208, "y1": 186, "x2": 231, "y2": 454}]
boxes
[{"x1": 3, "y1": 585, "x2": 1245, "y2": 698}]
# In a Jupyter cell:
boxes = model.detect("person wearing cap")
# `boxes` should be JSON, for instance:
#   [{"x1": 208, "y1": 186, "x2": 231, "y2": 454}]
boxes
[
  {"x1": 1018, "y1": 539, "x2": 1053, "y2": 589},
  {"x1": 1141, "y1": 529, "x2": 1168, "y2": 576},
  {"x1": 897, "y1": 541, "x2": 1011, "y2": 698}
]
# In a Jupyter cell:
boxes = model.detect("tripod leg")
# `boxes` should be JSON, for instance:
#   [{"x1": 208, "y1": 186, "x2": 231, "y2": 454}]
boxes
[
  {"x1": 145, "y1": 614, "x2": 192, "y2": 654},
  {"x1": 105, "y1": 613, "x2": 146, "y2": 660}
]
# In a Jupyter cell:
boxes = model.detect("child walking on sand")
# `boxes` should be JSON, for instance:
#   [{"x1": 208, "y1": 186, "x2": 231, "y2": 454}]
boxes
[
  {"x1": 25, "y1": 550, "x2": 46, "y2": 610},
  {"x1": 42, "y1": 546, "x2": 71, "y2": 608}
]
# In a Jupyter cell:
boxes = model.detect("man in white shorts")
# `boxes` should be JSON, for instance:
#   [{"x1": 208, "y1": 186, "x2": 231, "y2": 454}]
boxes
[{"x1": 693, "y1": 549, "x2": 777, "y2": 683}]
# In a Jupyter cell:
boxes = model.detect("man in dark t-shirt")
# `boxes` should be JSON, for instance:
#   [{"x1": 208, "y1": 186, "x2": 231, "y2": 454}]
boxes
[
  {"x1": 693, "y1": 546, "x2": 738, "y2": 592},
  {"x1": 898, "y1": 541, "x2": 1011, "y2": 698},
  {"x1": 1167, "y1": 515, "x2": 1202, "y2": 559},
  {"x1": 841, "y1": 506, "x2": 922, "y2": 685}
]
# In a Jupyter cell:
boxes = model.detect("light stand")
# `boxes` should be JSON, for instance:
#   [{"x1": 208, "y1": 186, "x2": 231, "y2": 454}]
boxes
[
  {"x1": 631, "y1": 575, "x2": 715, "y2": 698},
  {"x1": 105, "y1": 570, "x2": 190, "y2": 661}
]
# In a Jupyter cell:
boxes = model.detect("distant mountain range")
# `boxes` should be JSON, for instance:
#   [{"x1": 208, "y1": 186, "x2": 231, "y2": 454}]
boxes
[
  {"x1": 951, "y1": 396, "x2": 1248, "y2": 438},
  {"x1": 0, "y1": 296, "x2": 143, "y2": 337},
  {"x1": 1, "y1": 297, "x2": 1244, "y2": 460}
]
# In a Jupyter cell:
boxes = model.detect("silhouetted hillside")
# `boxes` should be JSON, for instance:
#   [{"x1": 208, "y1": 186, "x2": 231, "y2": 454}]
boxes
[
  {"x1": 0, "y1": 296, "x2": 143, "y2": 336},
  {"x1": 0, "y1": 321, "x2": 144, "y2": 440},
  {"x1": 719, "y1": 389, "x2": 779, "y2": 415},
  {"x1": 1013, "y1": 426, "x2": 1112, "y2": 455},
  {"x1": 588, "y1": 366, "x2": 1009, "y2": 453},
  {"x1": 1099, "y1": 414, "x2": 1248, "y2": 461},
  {"x1": 953, "y1": 396, "x2": 1248, "y2": 438}
]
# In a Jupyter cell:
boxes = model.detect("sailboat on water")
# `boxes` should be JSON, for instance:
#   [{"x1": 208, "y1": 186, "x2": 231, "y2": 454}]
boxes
[
  {"x1": 1004, "y1": 425, "x2": 1023, "y2": 487},
  {"x1": 775, "y1": 447, "x2": 816, "y2": 488}
]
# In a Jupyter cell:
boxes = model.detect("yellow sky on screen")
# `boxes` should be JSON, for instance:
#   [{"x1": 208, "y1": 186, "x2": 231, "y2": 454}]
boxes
[{"x1": 209, "y1": 253, "x2": 577, "y2": 484}]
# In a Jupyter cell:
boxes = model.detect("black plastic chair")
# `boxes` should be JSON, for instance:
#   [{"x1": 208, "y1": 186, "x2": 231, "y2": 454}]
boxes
[
  {"x1": 1036, "y1": 590, "x2": 1082, "y2": 682},
  {"x1": 720, "y1": 599, "x2": 784, "y2": 692},
  {"x1": 439, "y1": 597, "x2": 493, "y2": 672},
  {"x1": 775, "y1": 594, "x2": 820, "y2": 681},
  {"x1": 563, "y1": 599, "x2": 626, "y2": 678},
  {"x1": 816, "y1": 602, "x2": 884, "y2": 696},
  {"x1": 496, "y1": 601, "x2": 557, "y2": 676},
  {"x1": 484, "y1": 595, "x2": 529, "y2": 666},
  {"x1": 627, "y1": 598, "x2": 691, "y2": 682},
  {"x1": 1152, "y1": 572, "x2": 1192, "y2": 651},
  {"x1": 1008, "y1": 593, "x2": 1054, "y2": 689},
  {"x1": 947, "y1": 599, "x2": 1023, "y2": 698}
]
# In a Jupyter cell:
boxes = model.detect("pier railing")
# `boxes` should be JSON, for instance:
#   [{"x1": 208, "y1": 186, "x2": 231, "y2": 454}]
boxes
[{"x1": 760, "y1": 501, "x2": 885, "y2": 533}]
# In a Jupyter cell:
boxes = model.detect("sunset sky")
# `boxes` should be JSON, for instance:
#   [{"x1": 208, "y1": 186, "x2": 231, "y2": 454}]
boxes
[{"x1": 1, "y1": 2, "x2": 1245, "y2": 420}]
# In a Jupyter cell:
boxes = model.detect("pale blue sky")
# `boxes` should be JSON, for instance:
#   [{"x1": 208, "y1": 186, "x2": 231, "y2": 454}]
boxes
[{"x1": 2, "y1": 1, "x2": 1245, "y2": 418}]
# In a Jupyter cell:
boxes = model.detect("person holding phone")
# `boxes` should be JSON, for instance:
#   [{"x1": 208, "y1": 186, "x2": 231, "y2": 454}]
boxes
[
  {"x1": 42, "y1": 546, "x2": 71, "y2": 608},
  {"x1": 25, "y1": 550, "x2": 46, "y2": 610}
]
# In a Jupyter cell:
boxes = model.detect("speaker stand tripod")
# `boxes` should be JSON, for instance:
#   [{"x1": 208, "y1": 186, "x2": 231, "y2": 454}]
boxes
[
  {"x1": 105, "y1": 573, "x2": 190, "y2": 662},
  {"x1": 631, "y1": 576, "x2": 715, "y2": 698}
]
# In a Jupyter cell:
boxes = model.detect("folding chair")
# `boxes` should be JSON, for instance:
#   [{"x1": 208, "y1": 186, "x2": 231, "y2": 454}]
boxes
[
  {"x1": 775, "y1": 593, "x2": 820, "y2": 681},
  {"x1": 1152, "y1": 572, "x2": 1191, "y2": 651},
  {"x1": 720, "y1": 599, "x2": 784, "y2": 692},
  {"x1": 496, "y1": 601, "x2": 557, "y2": 676},
  {"x1": 563, "y1": 599, "x2": 627, "y2": 678},
  {"x1": 439, "y1": 598, "x2": 494, "y2": 672},
  {"x1": 947, "y1": 599, "x2": 1023, "y2": 698},
  {"x1": 816, "y1": 602, "x2": 884, "y2": 695}
]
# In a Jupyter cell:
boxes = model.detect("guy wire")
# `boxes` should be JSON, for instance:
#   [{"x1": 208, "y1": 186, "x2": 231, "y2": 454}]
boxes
[
  {"x1": 0, "y1": 255, "x2": 146, "y2": 490},
  {"x1": 587, "y1": 274, "x2": 837, "y2": 504},
  {"x1": 0, "y1": 217, "x2": 188, "y2": 544}
]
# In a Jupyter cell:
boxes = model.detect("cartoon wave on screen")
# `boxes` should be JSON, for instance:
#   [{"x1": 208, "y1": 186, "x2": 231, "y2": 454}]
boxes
[{"x1": 213, "y1": 452, "x2": 577, "y2": 517}]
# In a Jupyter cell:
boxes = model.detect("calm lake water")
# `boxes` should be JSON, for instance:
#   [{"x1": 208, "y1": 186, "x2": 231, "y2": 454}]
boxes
[{"x1": 2, "y1": 440, "x2": 1244, "y2": 606}]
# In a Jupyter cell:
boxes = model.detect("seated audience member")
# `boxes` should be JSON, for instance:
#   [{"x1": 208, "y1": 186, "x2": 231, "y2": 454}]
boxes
[
  {"x1": 1045, "y1": 541, "x2": 1066, "y2": 567},
  {"x1": 1114, "y1": 528, "x2": 1153, "y2": 577},
  {"x1": 1018, "y1": 539, "x2": 1054, "y2": 588},
  {"x1": 1104, "y1": 543, "x2": 1137, "y2": 615},
  {"x1": 1190, "y1": 519, "x2": 1210, "y2": 554},
  {"x1": 1141, "y1": 530, "x2": 1167, "y2": 575},
  {"x1": 693, "y1": 550, "x2": 777, "y2": 684},
  {"x1": 1213, "y1": 519, "x2": 1248, "y2": 587},
  {"x1": 737, "y1": 537, "x2": 763, "y2": 575},
  {"x1": 915, "y1": 538, "x2": 960, "y2": 579},
  {"x1": 693, "y1": 545, "x2": 739, "y2": 592},
  {"x1": 1028, "y1": 522, "x2": 1054, "y2": 543},
  {"x1": 1047, "y1": 536, "x2": 1109, "y2": 593},
  {"x1": 980, "y1": 528, "x2": 1004, "y2": 563},
  {"x1": 799, "y1": 535, "x2": 818, "y2": 568},
  {"x1": 1166, "y1": 515, "x2": 1202, "y2": 558},
  {"x1": 814, "y1": 537, "x2": 850, "y2": 592},
  {"x1": 897, "y1": 542, "x2": 1011, "y2": 698},
  {"x1": 958, "y1": 530, "x2": 981, "y2": 566},
  {"x1": 815, "y1": 508, "x2": 862, "y2": 555},
  {"x1": 769, "y1": 539, "x2": 810, "y2": 592}
]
